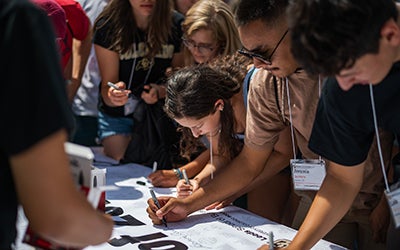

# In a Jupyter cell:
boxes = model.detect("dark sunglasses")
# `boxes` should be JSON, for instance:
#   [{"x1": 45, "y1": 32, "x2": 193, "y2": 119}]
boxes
[{"x1": 238, "y1": 29, "x2": 289, "y2": 65}]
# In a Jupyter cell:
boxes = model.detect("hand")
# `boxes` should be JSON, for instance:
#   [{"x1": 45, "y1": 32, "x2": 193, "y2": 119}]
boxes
[
  {"x1": 176, "y1": 179, "x2": 199, "y2": 199},
  {"x1": 141, "y1": 84, "x2": 159, "y2": 104},
  {"x1": 146, "y1": 196, "x2": 189, "y2": 224},
  {"x1": 148, "y1": 170, "x2": 178, "y2": 187},
  {"x1": 107, "y1": 81, "x2": 131, "y2": 106},
  {"x1": 369, "y1": 197, "x2": 390, "y2": 243}
]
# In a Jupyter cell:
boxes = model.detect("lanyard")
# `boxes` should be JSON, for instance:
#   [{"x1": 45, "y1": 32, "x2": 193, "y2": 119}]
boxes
[
  {"x1": 285, "y1": 76, "x2": 322, "y2": 160},
  {"x1": 126, "y1": 43, "x2": 154, "y2": 91},
  {"x1": 369, "y1": 84, "x2": 390, "y2": 192}
]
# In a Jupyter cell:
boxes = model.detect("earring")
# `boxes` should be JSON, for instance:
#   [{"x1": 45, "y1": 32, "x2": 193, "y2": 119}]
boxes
[{"x1": 220, "y1": 106, "x2": 224, "y2": 111}]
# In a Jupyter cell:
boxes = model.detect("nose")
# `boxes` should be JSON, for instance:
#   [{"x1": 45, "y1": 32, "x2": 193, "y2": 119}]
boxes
[
  {"x1": 190, "y1": 128, "x2": 201, "y2": 138},
  {"x1": 336, "y1": 75, "x2": 356, "y2": 91}
]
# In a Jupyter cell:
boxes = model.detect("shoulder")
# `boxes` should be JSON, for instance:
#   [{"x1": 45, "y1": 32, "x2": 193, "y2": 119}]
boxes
[{"x1": 250, "y1": 68, "x2": 272, "y2": 86}]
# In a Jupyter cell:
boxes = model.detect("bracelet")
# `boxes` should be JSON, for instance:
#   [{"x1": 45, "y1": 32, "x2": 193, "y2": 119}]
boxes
[{"x1": 173, "y1": 168, "x2": 183, "y2": 180}]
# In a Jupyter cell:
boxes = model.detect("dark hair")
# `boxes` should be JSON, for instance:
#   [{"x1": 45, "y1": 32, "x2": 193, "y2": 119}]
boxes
[
  {"x1": 288, "y1": 0, "x2": 398, "y2": 76},
  {"x1": 235, "y1": 0, "x2": 288, "y2": 27},
  {"x1": 208, "y1": 52, "x2": 252, "y2": 87},
  {"x1": 165, "y1": 64, "x2": 242, "y2": 160},
  {"x1": 94, "y1": 0, "x2": 172, "y2": 57}
]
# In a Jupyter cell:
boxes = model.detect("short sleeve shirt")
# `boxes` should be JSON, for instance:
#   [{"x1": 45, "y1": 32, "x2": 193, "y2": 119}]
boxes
[
  {"x1": 309, "y1": 64, "x2": 400, "y2": 166},
  {"x1": 246, "y1": 68, "x2": 394, "y2": 211},
  {"x1": 56, "y1": 0, "x2": 90, "y2": 69},
  {"x1": 94, "y1": 11, "x2": 184, "y2": 117},
  {"x1": 245, "y1": 68, "x2": 320, "y2": 160}
]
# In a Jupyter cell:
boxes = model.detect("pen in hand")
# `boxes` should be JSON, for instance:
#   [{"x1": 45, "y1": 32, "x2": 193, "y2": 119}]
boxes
[
  {"x1": 107, "y1": 81, "x2": 122, "y2": 90},
  {"x1": 149, "y1": 189, "x2": 168, "y2": 227},
  {"x1": 269, "y1": 231, "x2": 274, "y2": 250},
  {"x1": 152, "y1": 161, "x2": 158, "y2": 173},
  {"x1": 182, "y1": 169, "x2": 190, "y2": 185}
]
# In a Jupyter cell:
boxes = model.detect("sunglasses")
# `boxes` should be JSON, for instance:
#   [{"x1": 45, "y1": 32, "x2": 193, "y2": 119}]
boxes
[{"x1": 238, "y1": 29, "x2": 288, "y2": 65}]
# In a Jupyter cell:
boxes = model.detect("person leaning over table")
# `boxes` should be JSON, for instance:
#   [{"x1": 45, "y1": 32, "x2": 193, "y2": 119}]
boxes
[
  {"x1": 167, "y1": 54, "x2": 296, "y2": 224},
  {"x1": 287, "y1": 0, "x2": 400, "y2": 249},
  {"x1": 146, "y1": 0, "x2": 394, "y2": 249},
  {"x1": 0, "y1": 0, "x2": 113, "y2": 249},
  {"x1": 148, "y1": 0, "x2": 242, "y2": 188}
]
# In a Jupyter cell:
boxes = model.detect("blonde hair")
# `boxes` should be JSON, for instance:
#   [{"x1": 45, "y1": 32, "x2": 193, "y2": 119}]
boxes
[{"x1": 182, "y1": 0, "x2": 241, "y2": 65}]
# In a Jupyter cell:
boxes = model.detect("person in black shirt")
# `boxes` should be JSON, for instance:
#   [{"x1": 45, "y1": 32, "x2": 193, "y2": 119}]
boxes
[
  {"x1": 0, "y1": 0, "x2": 113, "y2": 248},
  {"x1": 287, "y1": 0, "x2": 400, "y2": 249}
]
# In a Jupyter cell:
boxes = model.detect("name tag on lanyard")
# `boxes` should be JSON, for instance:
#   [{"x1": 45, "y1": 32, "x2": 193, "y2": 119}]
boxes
[
  {"x1": 385, "y1": 182, "x2": 400, "y2": 228},
  {"x1": 291, "y1": 159, "x2": 326, "y2": 191}
]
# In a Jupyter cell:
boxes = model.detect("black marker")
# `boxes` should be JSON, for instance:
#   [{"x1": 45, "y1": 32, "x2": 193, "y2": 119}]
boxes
[
  {"x1": 149, "y1": 189, "x2": 167, "y2": 227},
  {"x1": 136, "y1": 180, "x2": 146, "y2": 186}
]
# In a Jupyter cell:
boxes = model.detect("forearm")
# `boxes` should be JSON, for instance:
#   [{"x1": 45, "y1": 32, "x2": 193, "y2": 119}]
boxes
[
  {"x1": 12, "y1": 130, "x2": 113, "y2": 247},
  {"x1": 95, "y1": 45, "x2": 119, "y2": 107},
  {"x1": 185, "y1": 145, "x2": 271, "y2": 214},
  {"x1": 68, "y1": 32, "x2": 92, "y2": 102},
  {"x1": 288, "y1": 163, "x2": 364, "y2": 249},
  {"x1": 233, "y1": 149, "x2": 290, "y2": 198},
  {"x1": 45, "y1": 193, "x2": 113, "y2": 247},
  {"x1": 181, "y1": 150, "x2": 210, "y2": 178},
  {"x1": 194, "y1": 154, "x2": 230, "y2": 187}
]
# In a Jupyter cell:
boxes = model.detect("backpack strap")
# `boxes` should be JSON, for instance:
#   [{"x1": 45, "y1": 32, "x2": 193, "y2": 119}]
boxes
[{"x1": 242, "y1": 66, "x2": 259, "y2": 109}]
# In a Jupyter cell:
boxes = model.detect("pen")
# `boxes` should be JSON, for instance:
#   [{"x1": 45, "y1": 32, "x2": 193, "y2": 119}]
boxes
[
  {"x1": 149, "y1": 189, "x2": 167, "y2": 227},
  {"x1": 182, "y1": 169, "x2": 190, "y2": 185},
  {"x1": 269, "y1": 231, "x2": 274, "y2": 250},
  {"x1": 107, "y1": 81, "x2": 122, "y2": 90},
  {"x1": 136, "y1": 180, "x2": 146, "y2": 186},
  {"x1": 152, "y1": 161, "x2": 158, "y2": 173}
]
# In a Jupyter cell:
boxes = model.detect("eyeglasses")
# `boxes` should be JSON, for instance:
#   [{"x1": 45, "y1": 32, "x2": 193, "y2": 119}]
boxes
[
  {"x1": 238, "y1": 29, "x2": 289, "y2": 65},
  {"x1": 182, "y1": 37, "x2": 216, "y2": 55}
]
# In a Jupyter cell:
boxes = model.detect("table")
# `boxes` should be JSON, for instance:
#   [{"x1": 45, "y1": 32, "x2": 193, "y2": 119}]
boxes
[
  {"x1": 15, "y1": 147, "x2": 346, "y2": 250},
  {"x1": 86, "y1": 148, "x2": 346, "y2": 250}
]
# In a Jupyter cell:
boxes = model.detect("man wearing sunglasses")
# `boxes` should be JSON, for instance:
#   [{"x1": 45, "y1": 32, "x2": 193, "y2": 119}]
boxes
[{"x1": 146, "y1": 1, "x2": 392, "y2": 249}]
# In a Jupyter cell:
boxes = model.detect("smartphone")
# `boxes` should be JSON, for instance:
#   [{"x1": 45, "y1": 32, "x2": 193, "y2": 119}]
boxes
[{"x1": 107, "y1": 81, "x2": 122, "y2": 90}]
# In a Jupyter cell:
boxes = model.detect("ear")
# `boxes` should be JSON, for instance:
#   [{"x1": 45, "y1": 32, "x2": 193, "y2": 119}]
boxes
[
  {"x1": 381, "y1": 19, "x2": 400, "y2": 46},
  {"x1": 214, "y1": 99, "x2": 224, "y2": 111}
]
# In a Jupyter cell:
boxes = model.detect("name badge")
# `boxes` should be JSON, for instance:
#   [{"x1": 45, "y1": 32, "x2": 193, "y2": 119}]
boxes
[
  {"x1": 291, "y1": 159, "x2": 326, "y2": 191},
  {"x1": 385, "y1": 182, "x2": 400, "y2": 228},
  {"x1": 124, "y1": 96, "x2": 139, "y2": 116}
]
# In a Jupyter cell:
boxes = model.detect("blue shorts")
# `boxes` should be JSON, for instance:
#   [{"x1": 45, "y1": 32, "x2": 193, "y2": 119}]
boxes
[{"x1": 98, "y1": 111, "x2": 133, "y2": 141}]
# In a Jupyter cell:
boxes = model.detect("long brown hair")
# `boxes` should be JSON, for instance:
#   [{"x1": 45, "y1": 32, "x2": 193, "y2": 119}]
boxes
[
  {"x1": 94, "y1": 0, "x2": 173, "y2": 57},
  {"x1": 165, "y1": 64, "x2": 243, "y2": 160}
]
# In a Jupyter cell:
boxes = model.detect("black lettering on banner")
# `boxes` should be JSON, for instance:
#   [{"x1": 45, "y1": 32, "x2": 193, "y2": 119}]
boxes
[
  {"x1": 106, "y1": 205, "x2": 188, "y2": 249},
  {"x1": 115, "y1": 214, "x2": 146, "y2": 226},
  {"x1": 139, "y1": 240, "x2": 188, "y2": 250},
  {"x1": 105, "y1": 206, "x2": 124, "y2": 216},
  {"x1": 109, "y1": 232, "x2": 167, "y2": 247}
]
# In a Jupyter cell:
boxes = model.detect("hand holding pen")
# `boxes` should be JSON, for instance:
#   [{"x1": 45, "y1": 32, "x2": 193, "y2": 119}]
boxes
[
  {"x1": 182, "y1": 169, "x2": 190, "y2": 185},
  {"x1": 176, "y1": 173, "x2": 199, "y2": 199},
  {"x1": 107, "y1": 81, "x2": 131, "y2": 106},
  {"x1": 149, "y1": 189, "x2": 168, "y2": 227}
]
